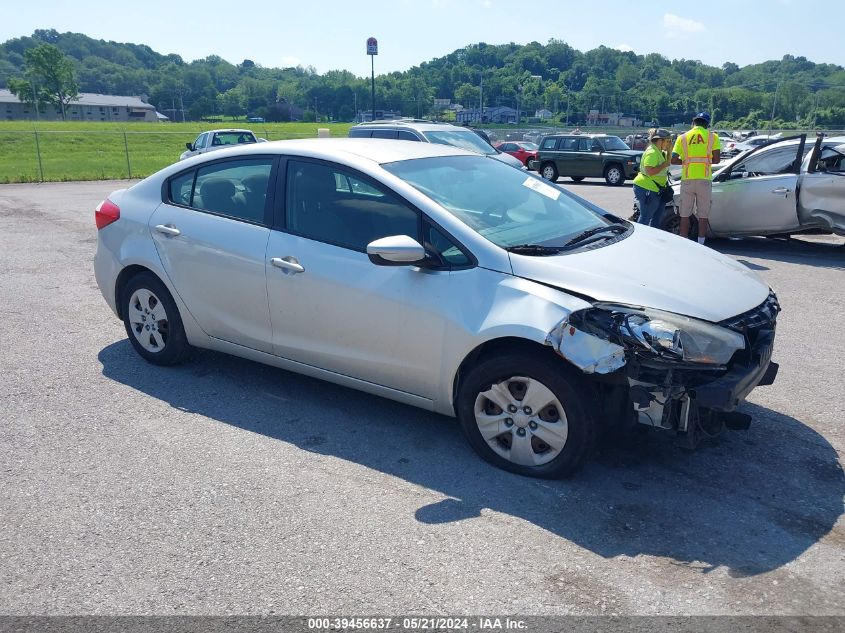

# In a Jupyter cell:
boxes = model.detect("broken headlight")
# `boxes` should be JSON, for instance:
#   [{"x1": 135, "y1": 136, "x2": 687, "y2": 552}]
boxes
[{"x1": 575, "y1": 304, "x2": 746, "y2": 366}]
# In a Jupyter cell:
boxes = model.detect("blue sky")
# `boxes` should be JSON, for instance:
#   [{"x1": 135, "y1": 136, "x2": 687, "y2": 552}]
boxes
[{"x1": 3, "y1": 0, "x2": 842, "y2": 78}]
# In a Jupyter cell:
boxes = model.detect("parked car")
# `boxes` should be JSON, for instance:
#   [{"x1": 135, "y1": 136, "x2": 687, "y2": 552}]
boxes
[
  {"x1": 179, "y1": 129, "x2": 266, "y2": 161},
  {"x1": 635, "y1": 134, "x2": 845, "y2": 238},
  {"x1": 722, "y1": 134, "x2": 779, "y2": 159},
  {"x1": 495, "y1": 141, "x2": 539, "y2": 168},
  {"x1": 95, "y1": 139, "x2": 780, "y2": 478},
  {"x1": 532, "y1": 134, "x2": 643, "y2": 185},
  {"x1": 348, "y1": 119, "x2": 525, "y2": 169},
  {"x1": 624, "y1": 133, "x2": 649, "y2": 151}
]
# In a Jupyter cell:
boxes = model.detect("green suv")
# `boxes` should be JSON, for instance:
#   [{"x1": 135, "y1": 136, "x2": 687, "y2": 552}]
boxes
[{"x1": 532, "y1": 134, "x2": 643, "y2": 186}]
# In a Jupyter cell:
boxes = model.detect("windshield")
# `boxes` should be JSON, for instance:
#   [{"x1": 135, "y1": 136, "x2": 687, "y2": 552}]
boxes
[
  {"x1": 600, "y1": 136, "x2": 630, "y2": 151},
  {"x1": 383, "y1": 155, "x2": 617, "y2": 249},
  {"x1": 422, "y1": 130, "x2": 497, "y2": 155}
]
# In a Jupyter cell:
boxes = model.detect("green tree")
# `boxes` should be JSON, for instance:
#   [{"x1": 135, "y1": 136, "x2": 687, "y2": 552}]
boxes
[{"x1": 9, "y1": 43, "x2": 79, "y2": 119}]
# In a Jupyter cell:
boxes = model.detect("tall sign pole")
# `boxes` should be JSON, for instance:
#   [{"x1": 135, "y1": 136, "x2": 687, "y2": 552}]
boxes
[{"x1": 367, "y1": 37, "x2": 378, "y2": 122}]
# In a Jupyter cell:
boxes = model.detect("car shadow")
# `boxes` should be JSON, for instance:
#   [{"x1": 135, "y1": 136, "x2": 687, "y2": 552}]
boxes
[
  {"x1": 98, "y1": 341, "x2": 844, "y2": 578},
  {"x1": 709, "y1": 236, "x2": 845, "y2": 270}
]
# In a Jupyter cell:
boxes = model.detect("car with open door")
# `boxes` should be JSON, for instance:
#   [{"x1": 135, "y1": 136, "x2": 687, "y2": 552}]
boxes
[{"x1": 637, "y1": 134, "x2": 845, "y2": 238}]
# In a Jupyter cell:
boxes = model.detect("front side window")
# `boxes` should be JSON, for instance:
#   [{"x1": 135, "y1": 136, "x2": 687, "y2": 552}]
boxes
[
  {"x1": 194, "y1": 133, "x2": 208, "y2": 149},
  {"x1": 577, "y1": 138, "x2": 593, "y2": 152},
  {"x1": 737, "y1": 146, "x2": 800, "y2": 175},
  {"x1": 383, "y1": 155, "x2": 617, "y2": 250},
  {"x1": 184, "y1": 159, "x2": 273, "y2": 223},
  {"x1": 371, "y1": 129, "x2": 397, "y2": 139},
  {"x1": 286, "y1": 161, "x2": 418, "y2": 251},
  {"x1": 397, "y1": 130, "x2": 420, "y2": 141}
]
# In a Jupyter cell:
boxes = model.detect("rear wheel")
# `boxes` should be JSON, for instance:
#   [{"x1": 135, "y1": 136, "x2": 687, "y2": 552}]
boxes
[
  {"x1": 540, "y1": 162, "x2": 559, "y2": 182},
  {"x1": 457, "y1": 351, "x2": 596, "y2": 478},
  {"x1": 570, "y1": 176, "x2": 585, "y2": 182},
  {"x1": 122, "y1": 272, "x2": 191, "y2": 366},
  {"x1": 604, "y1": 164, "x2": 625, "y2": 186}
]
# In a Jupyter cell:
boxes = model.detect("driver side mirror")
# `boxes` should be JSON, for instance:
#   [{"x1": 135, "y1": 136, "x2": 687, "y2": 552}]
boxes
[
  {"x1": 367, "y1": 235, "x2": 427, "y2": 267},
  {"x1": 186, "y1": 142, "x2": 194, "y2": 151}
]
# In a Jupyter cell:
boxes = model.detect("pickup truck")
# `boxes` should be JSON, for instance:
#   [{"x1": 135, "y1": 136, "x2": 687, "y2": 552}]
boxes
[
  {"x1": 179, "y1": 128, "x2": 266, "y2": 161},
  {"x1": 636, "y1": 133, "x2": 845, "y2": 239}
]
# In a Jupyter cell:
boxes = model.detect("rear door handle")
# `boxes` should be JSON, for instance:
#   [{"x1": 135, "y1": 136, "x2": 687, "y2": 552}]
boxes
[
  {"x1": 771, "y1": 187, "x2": 790, "y2": 195},
  {"x1": 270, "y1": 257, "x2": 305, "y2": 274},
  {"x1": 154, "y1": 224, "x2": 181, "y2": 237}
]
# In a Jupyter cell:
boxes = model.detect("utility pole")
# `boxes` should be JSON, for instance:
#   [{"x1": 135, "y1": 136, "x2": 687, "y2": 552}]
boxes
[
  {"x1": 768, "y1": 81, "x2": 780, "y2": 136},
  {"x1": 479, "y1": 71, "x2": 484, "y2": 124}
]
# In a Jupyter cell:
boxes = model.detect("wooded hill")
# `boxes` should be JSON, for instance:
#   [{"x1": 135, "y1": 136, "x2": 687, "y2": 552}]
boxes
[{"x1": 2, "y1": 29, "x2": 844, "y2": 127}]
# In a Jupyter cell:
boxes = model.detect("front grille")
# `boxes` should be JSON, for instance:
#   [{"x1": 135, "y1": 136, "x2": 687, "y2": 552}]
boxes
[{"x1": 720, "y1": 291, "x2": 780, "y2": 346}]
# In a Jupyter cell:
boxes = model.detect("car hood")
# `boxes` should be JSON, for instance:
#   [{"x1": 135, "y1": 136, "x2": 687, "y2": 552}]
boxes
[
  {"x1": 606, "y1": 150, "x2": 642, "y2": 159},
  {"x1": 508, "y1": 225, "x2": 769, "y2": 322}
]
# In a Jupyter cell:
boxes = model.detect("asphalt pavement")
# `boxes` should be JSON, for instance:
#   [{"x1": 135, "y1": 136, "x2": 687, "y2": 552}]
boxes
[{"x1": 0, "y1": 179, "x2": 843, "y2": 616}]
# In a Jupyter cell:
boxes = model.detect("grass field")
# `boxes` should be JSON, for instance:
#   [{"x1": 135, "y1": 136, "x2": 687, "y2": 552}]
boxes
[{"x1": 0, "y1": 121, "x2": 354, "y2": 183}]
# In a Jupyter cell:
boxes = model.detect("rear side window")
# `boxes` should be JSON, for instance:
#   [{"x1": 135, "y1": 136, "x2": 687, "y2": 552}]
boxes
[
  {"x1": 541, "y1": 137, "x2": 559, "y2": 150},
  {"x1": 560, "y1": 138, "x2": 578, "y2": 150},
  {"x1": 168, "y1": 158, "x2": 273, "y2": 224},
  {"x1": 371, "y1": 129, "x2": 397, "y2": 139},
  {"x1": 348, "y1": 128, "x2": 372, "y2": 138}
]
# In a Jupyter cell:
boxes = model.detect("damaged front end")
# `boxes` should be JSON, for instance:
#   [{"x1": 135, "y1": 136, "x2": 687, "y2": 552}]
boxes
[{"x1": 545, "y1": 292, "x2": 781, "y2": 445}]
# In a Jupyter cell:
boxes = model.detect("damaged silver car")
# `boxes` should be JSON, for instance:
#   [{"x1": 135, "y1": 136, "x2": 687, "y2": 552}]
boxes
[
  {"x1": 644, "y1": 133, "x2": 845, "y2": 238},
  {"x1": 94, "y1": 139, "x2": 780, "y2": 478}
]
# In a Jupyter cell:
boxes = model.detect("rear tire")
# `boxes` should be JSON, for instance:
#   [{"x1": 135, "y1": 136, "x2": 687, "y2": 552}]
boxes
[
  {"x1": 604, "y1": 164, "x2": 625, "y2": 186},
  {"x1": 122, "y1": 272, "x2": 191, "y2": 366},
  {"x1": 456, "y1": 350, "x2": 597, "y2": 478},
  {"x1": 540, "y1": 163, "x2": 559, "y2": 182}
]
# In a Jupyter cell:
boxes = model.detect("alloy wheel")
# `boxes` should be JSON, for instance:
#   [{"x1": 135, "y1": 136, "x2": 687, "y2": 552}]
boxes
[{"x1": 127, "y1": 288, "x2": 170, "y2": 353}]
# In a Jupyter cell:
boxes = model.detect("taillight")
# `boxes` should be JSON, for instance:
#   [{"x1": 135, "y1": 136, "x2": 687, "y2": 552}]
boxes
[{"x1": 95, "y1": 199, "x2": 120, "y2": 229}]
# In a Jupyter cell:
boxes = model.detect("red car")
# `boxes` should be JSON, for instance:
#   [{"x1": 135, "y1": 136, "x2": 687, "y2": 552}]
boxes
[{"x1": 495, "y1": 141, "x2": 539, "y2": 168}]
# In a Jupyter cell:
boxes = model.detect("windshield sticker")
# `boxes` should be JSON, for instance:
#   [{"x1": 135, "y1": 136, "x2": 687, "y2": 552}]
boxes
[{"x1": 522, "y1": 177, "x2": 560, "y2": 201}]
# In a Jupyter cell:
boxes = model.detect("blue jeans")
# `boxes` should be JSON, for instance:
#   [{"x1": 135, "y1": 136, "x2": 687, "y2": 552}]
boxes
[{"x1": 633, "y1": 184, "x2": 664, "y2": 228}]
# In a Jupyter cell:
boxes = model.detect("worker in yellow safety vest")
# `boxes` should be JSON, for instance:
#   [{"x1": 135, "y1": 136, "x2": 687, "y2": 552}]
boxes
[{"x1": 670, "y1": 112, "x2": 720, "y2": 244}]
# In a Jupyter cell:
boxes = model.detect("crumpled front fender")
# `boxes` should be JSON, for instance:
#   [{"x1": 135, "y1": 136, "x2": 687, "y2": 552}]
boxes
[{"x1": 546, "y1": 319, "x2": 627, "y2": 374}]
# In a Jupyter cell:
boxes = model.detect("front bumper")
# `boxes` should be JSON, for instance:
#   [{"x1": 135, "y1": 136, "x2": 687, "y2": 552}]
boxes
[{"x1": 693, "y1": 329, "x2": 778, "y2": 411}]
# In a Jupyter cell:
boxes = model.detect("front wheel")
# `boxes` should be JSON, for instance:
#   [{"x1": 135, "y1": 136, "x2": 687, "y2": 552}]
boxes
[
  {"x1": 540, "y1": 162, "x2": 559, "y2": 182},
  {"x1": 660, "y1": 208, "x2": 699, "y2": 239},
  {"x1": 122, "y1": 272, "x2": 191, "y2": 365},
  {"x1": 604, "y1": 164, "x2": 625, "y2": 186},
  {"x1": 457, "y1": 351, "x2": 596, "y2": 478}
]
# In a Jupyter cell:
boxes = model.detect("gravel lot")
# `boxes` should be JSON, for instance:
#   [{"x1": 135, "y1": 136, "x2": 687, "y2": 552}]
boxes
[{"x1": 1, "y1": 178, "x2": 843, "y2": 616}]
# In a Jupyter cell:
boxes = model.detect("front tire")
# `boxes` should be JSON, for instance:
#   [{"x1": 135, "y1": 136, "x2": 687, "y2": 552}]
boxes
[
  {"x1": 604, "y1": 164, "x2": 625, "y2": 186},
  {"x1": 122, "y1": 272, "x2": 191, "y2": 366},
  {"x1": 661, "y1": 208, "x2": 699, "y2": 240},
  {"x1": 540, "y1": 162, "x2": 559, "y2": 182},
  {"x1": 456, "y1": 350, "x2": 596, "y2": 478}
]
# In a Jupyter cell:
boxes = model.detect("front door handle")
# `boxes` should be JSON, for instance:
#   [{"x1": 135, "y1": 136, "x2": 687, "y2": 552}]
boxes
[
  {"x1": 771, "y1": 187, "x2": 791, "y2": 195},
  {"x1": 154, "y1": 224, "x2": 181, "y2": 237},
  {"x1": 270, "y1": 257, "x2": 305, "y2": 274}
]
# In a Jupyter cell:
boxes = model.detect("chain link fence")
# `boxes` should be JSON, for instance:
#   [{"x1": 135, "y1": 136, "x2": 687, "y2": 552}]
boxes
[{"x1": 0, "y1": 128, "x2": 323, "y2": 184}]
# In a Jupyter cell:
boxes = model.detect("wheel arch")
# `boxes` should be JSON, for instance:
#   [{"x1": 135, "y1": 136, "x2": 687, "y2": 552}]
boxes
[
  {"x1": 450, "y1": 336, "x2": 578, "y2": 415},
  {"x1": 113, "y1": 262, "x2": 210, "y2": 348}
]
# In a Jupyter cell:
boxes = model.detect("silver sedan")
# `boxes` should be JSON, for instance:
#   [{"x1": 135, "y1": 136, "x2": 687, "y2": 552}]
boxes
[{"x1": 94, "y1": 139, "x2": 779, "y2": 477}]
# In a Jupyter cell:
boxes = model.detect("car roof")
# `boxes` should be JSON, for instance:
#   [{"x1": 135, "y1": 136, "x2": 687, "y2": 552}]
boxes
[
  {"x1": 352, "y1": 120, "x2": 466, "y2": 132},
  {"x1": 191, "y1": 137, "x2": 476, "y2": 165},
  {"x1": 203, "y1": 128, "x2": 255, "y2": 134}
]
